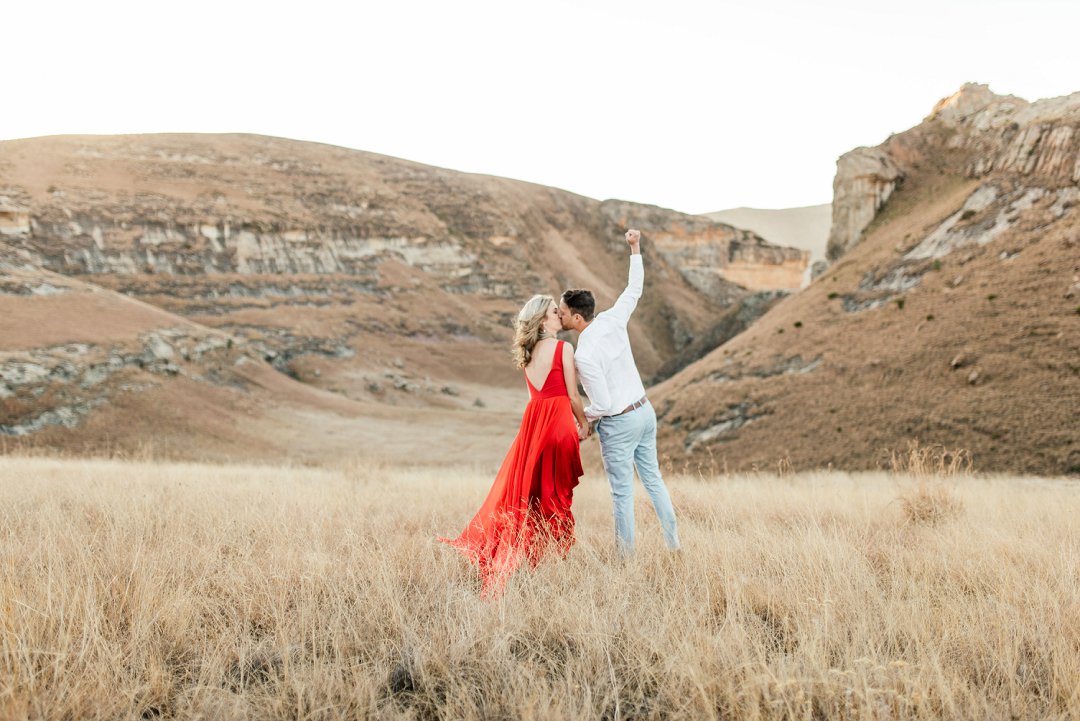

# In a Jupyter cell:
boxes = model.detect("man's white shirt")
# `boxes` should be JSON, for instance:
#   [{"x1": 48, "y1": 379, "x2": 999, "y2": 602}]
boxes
[{"x1": 575, "y1": 254, "x2": 648, "y2": 422}]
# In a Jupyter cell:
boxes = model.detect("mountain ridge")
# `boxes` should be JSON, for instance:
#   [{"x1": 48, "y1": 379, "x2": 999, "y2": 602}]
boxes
[{"x1": 654, "y1": 84, "x2": 1080, "y2": 476}]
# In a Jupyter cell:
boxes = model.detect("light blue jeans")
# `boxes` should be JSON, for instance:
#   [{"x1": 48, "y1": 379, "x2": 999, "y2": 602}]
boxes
[{"x1": 596, "y1": 402, "x2": 680, "y2": 555}]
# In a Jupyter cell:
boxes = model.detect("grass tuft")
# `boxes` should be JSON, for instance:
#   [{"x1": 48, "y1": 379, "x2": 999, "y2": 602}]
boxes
[{"x1": 889, "y1": 440, "x2": 969, "y2": 526}]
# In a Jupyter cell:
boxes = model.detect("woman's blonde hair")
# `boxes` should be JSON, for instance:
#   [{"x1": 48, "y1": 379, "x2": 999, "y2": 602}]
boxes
[{"x1": 512, "y1": 294, "x2": 554, "y2": 369}]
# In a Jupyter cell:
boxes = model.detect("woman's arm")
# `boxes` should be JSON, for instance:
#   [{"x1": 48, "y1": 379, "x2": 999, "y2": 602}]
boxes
[{"x1": 561, "y1": 341, "x2": 590, "y2": 439}]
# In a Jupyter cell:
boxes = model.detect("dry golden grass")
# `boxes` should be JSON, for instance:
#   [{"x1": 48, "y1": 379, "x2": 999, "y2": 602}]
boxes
[
  {"x1": 1, "y1": 456, "x2": 1079, "y2": 720},
  {"x1": 889, "y1": 442, "x2": 969, "y2": 526}
]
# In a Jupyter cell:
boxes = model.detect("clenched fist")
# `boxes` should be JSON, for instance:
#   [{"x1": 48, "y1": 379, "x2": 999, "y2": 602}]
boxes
[{"x1": 625, "y1": 228, "x2": 641, "y2": 249}]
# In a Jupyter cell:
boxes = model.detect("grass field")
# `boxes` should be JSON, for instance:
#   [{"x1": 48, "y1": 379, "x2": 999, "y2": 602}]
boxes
[{"x1": 1, "y1": 454, "x2": 1078, "y2": 720}]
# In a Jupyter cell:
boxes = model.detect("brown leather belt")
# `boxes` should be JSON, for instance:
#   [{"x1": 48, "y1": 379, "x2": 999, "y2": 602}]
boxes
[{"x1": 614, "y1": 395, "x2": 648, "y2": 416}]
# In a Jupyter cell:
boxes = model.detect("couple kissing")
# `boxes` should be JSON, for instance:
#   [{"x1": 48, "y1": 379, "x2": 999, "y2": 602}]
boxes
[{"x1": 439, "y1": 229, "x2": 680, "y2": 598}]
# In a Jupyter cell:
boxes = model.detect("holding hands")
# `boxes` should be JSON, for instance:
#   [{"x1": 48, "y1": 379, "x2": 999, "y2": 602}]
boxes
[{"x1": 578, "y1": 422, "x2": 591, "y2": 442}]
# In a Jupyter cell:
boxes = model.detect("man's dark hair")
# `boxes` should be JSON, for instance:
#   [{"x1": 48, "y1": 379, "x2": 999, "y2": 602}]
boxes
[{"x1": 561, "y1": 289, "x2": 595, "y2": 322}]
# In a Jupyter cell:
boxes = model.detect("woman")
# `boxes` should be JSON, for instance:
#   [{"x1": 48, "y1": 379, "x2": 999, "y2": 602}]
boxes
[{"x1": 440, "y1": 294, "x2": 588, "y2": 598}]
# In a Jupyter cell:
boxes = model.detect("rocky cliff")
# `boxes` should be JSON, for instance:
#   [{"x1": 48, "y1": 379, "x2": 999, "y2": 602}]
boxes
[
  {"x1": 825, "y1": 149, "x2": 903, "y2": 261},
  {"x1": 655, "y1": 84, "x2": 1080, "y2": 476},
  {"x1": 704, "y1": 204, "x2": 832, "y2": 268},
  {"x1": 600, "y1": 200, "x2": 808, "y2": 301},
  {"x1": 826, "y1": 83, "x2": 1080, "y2": 264}
]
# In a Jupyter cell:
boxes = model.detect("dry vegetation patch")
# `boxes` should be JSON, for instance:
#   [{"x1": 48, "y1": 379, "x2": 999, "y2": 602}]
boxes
[
  {"x1": 889, "y1": 441, "x2": 969, "y2": 526},
  {"x1": 1, "y1": 457, "x2": 1078, "y2": 720}
]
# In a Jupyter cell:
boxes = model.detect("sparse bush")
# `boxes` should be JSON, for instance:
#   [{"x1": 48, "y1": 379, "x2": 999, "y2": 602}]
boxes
[
  {"x1": 888, "y1": 440, "x2": 970, "y2": 525},
  {"x1": 896, "y1": 478, "x2": 965, "y2": 525},
  {"x1": 793, "y1": 321, "x2": 802, "y2": 328},
  {"x1": 961, "y1": 209, "x2": 976, "y2": 221},
  {"x1": 895, "y1": 298, "x2": 905, "y2": 310},
  {"x1": 926, "y1": 314, "x2": 935, "y2": 321},
  {"x1": 827, "y1": 292, "x2": 839, "y2": 299},
  {"x1": 988, "y1": 294, "x2": 998, "y2": 301}
]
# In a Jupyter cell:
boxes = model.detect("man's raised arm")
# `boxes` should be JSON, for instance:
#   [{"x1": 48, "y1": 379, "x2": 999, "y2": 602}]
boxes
[{"x1": 606, "y1": 229, "x2": 644, "y2": 326}]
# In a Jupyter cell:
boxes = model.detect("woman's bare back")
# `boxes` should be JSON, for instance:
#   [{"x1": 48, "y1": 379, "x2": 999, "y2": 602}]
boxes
[{"x1": 525, "y1": 337, "x2": 560, "y2": 389}]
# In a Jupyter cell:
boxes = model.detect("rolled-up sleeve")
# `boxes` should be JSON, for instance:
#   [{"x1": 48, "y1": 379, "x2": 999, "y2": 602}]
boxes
[{"x1": 575, "y1": 352, "x2": 611, "y2": 421}]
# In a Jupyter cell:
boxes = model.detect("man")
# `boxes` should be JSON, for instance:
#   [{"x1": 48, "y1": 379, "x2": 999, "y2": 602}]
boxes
[{"x1": 559, "y1": 229, "x2": 680, "y2": 556}]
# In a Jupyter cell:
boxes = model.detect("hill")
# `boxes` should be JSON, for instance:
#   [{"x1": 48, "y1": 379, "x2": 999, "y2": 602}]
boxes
[
  {"x1": 654, "y1": 84, "x2": 1080, "y2": 476},
  {"x1": 0, "y1": 134, "x2": 806, "y2": 461},
  {"x1": 0, "y1": 251, "x2": 528, "y2": 463}
]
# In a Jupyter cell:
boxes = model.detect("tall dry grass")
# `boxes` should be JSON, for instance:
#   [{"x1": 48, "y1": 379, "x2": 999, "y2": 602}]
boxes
[{"x1": 1, "y1": 455, "x2": 1079, "y2": 720}]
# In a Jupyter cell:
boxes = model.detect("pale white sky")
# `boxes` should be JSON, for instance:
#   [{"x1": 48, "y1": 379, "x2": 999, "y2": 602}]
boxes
[{"x1": 3, "y1": 0, "x2": 1078, "y2": 214}]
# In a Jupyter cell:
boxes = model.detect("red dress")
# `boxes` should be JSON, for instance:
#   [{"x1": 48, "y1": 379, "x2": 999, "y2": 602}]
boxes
[{"x1": 440, "y1": 340, "x2": 583, "y2": 598}]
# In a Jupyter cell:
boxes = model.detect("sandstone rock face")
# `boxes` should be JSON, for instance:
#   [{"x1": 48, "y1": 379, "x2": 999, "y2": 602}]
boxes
[
  {"x1": 0, "y1": 197, "x2": 31, "y2": 236},
  {"x1": 17, "y1": 215, "x2": 476, "y2": 289},
  {"x1": 599, "y1": 200, "x2": 808, "y2": 302},
  {"x1": 932, "y1": 84, "x2": 1080, "y2": 182},
  {"x1": 1, "y1": 136, "x2": 806, "y2": 299},
  {"x1": 827, "y1": 83, "x2": 1080, "y2": 265},
  {"x1": 820, "y1": 85, "x2": 1080, "y2": 314},
  {"x1": 703, "y1": 204, "x2": 833, "y2": 267},
  {"x1": 825, "y1": 148, "x2": 903, "y2": 262},
  {"x1": 7, "y1": 192, "x2": 806, "y2": 302},
  {"x1": 655, "y1": 84, "x2": 1080, "y2": 476}
]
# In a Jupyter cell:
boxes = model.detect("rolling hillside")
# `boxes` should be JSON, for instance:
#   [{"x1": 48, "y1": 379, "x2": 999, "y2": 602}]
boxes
[{"x1": 1, "y1": 134, "x2": 805, "y2": 462}]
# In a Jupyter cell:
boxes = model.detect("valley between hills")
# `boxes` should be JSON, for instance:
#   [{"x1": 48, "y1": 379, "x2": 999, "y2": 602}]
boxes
[{"x1": 2, "y1": 84, "x2": 1077, "y2": 475}]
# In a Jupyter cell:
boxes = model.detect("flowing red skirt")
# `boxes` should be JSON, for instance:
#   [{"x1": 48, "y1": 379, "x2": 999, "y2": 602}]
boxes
[{"x1": 440, "y1": 394, "x2": 583, "y2": 598}]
